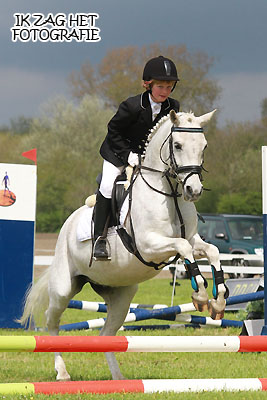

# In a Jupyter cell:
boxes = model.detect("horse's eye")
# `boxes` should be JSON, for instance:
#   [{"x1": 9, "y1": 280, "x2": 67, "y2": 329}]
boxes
[{"x1": 174, "y1": 142, "x2": 182, "y2": 150}]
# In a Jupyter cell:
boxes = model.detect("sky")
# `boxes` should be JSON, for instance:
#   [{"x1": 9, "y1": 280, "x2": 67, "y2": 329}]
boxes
[{"x1": 1, "y1": 0, "x2": 267, "y2": 127}]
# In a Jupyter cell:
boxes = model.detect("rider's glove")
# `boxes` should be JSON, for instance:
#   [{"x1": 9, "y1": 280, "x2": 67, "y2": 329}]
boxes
[{"x1": 127, "y1": 152, "x2": 139, "y2": 167}]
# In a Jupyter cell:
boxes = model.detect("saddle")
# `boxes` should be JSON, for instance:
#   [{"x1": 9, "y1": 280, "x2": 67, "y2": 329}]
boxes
[
  {"x1": 89, "y1": 168, "x2": 180, "y2": 270},
  {"x1": 88, "y1": 170, "x2": 129, "y2": 229},
  {"x1": 113, "y1": 170, "x2": 180, "y2": 269}
]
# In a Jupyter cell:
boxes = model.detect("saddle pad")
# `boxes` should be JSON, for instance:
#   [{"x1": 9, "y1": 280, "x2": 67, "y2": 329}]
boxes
[{"x1": 76, "y1": 196, "x2": 129, "y2": 242}]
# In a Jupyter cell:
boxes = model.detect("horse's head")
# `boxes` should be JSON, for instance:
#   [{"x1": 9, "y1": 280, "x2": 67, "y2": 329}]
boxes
[{"x1": 166, "y1": 109, "x2": 216, "y2": 202}]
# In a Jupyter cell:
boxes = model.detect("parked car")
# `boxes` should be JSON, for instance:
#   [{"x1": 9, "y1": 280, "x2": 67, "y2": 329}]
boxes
[{"x1": 197, "y1": 214, "x2": 263, "y2": 278}]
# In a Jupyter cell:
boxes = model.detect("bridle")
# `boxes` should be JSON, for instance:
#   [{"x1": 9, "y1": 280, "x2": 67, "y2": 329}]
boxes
[
  {"x1": 160, "y1": 126, "x2": 204, "y2": 186},
  {"x1": 135, "y1": 125, "x2": 206, "y2": 239},
  {"x1": 136, "y1": 125, "x2": 205, "y2": 197},
  {"x1": 116, "y1": 124, "x2": 207, "y2": 270}
]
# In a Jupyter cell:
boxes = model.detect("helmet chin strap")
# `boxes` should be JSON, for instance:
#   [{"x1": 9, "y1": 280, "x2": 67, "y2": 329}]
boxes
[{"x1": 171, "y1": 81, "x2": 177, "y2": 92}]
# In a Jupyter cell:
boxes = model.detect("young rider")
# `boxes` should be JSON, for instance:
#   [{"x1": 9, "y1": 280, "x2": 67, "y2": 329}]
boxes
[{"x1": 93, "y1": 55, "x2": 180, "y2": 259}]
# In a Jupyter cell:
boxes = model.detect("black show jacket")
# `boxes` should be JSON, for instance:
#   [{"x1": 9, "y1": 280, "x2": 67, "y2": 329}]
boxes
[{"x1": 100, "y1": 90, "x2": 180, "y2": 167}]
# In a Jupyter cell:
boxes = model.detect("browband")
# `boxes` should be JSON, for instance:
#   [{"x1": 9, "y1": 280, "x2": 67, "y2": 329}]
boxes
[{"x1": 171, "y1": 126, "x2": 204, "y2": 133}]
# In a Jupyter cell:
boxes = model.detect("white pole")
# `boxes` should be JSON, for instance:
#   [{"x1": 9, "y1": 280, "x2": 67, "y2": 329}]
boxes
[{"x1": 262, "y1": 147, "x2": 267, "y2": 333}]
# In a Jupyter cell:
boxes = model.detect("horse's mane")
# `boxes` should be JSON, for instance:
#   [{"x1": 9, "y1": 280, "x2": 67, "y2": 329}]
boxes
[
  {"x1": 143, "y1": 111, "x2": 196, "y2": 157},
  {"x1": 143, "y1": 114, "x2": 169, "y2": 157}
]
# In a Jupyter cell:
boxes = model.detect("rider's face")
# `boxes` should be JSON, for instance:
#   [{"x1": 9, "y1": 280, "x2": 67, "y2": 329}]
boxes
[{"x1": 150, "y1": 81, "x2": 173, "y2": 103}]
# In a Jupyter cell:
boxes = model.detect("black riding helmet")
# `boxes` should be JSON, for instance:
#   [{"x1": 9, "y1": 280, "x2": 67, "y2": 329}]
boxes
[{"x1": 143, "y1": 55, "x2": 179, "y2": 90}]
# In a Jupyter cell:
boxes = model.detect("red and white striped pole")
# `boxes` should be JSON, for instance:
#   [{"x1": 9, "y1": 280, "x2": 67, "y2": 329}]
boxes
[
  {"x1": 1, "y1": 378, "x2": 267, "y2": 395},
  {"x1": 1, "y1": 335, "x2": 267, "y2": 353}
]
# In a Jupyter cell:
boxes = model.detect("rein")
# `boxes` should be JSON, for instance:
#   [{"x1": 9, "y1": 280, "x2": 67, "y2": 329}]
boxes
[
  {"x1": 115, "y1": 169, "x2": 180, "y2": 270},
  {"x1": 137, "y1": 125, "x2": 205, "y2": 238},
  {"x1": 116, "y1": 124, "x2": 205, "y2": 270}
]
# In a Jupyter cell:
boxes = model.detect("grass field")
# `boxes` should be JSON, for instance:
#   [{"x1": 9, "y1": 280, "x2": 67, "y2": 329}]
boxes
[{"x1": 0, "y1": 276, "x2": 267, "y2": 400}]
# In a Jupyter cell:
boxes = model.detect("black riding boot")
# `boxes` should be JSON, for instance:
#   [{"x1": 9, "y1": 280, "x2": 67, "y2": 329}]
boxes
[{"x1": 93, "y1": 192, "x2": 111, "y2": 260}]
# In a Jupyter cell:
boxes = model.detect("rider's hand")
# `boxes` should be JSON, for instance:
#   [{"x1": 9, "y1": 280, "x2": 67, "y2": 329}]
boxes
[{"x1": 128, "y1": 152, "x2": 139, "y2": 167}]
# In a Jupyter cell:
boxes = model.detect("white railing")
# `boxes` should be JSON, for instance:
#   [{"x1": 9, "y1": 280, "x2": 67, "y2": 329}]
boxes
[{"x1": 34, "y1": 254, "x2": 264, "y2": 275}]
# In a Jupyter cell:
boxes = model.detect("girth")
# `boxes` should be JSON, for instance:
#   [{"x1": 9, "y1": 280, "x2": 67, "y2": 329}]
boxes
[{"x1": 112, "y1": 167, "x2": 181, "y2": 270}]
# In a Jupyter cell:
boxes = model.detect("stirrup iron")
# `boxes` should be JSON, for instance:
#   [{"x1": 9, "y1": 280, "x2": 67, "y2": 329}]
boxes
[{"x1": 93, "y1": 236, "x2": 111, "y2": 261}]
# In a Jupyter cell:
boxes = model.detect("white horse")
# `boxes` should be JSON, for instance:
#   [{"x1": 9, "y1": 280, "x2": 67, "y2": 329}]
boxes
[{"x1": 20, "y1": 109, "x2": 228, "y2": 381}]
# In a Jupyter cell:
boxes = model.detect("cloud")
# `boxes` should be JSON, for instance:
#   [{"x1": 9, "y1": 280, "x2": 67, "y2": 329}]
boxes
[
  {"x1": 215, "y1": 72, "x2": 267, "y2": 126},
  {"x1": 0, "y1": 67, "x2": 70, "y2": 124},
  {"x1": 1, "y1": 67, "x2": 266, "y2": 129}
]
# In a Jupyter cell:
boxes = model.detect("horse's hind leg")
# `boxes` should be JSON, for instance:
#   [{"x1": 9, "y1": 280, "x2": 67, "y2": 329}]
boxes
[
  {"x1": 46, "y1": 275, "x2": 87, "y2": 381},
  {"x1": 46, "y1": 300, "x2": 71, "y2": 381},
  {"x1": 91, "y1": 283, "x2": 138, "y2": 380}
]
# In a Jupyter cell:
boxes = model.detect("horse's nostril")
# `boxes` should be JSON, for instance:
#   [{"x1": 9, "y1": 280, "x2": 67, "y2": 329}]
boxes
[
  {"x1": 185, "y1": 185, "x2": 203, "y2": 199},
  {"x1": 186, "y1": 186, "x2": 193, "y2": 196}
]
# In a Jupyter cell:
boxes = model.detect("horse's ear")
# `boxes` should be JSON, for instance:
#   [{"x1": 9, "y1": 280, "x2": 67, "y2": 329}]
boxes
[
  {"x1": 170, "y1": 110, "x2": 179, "y2": 125},
  {"x1": 197, "y1": 109, "x2": 217, "y2": 127}
]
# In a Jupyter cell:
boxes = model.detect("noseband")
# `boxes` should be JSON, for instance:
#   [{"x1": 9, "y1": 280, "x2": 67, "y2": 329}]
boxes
[{"x1": 160, "y1": 126, "x2": 204, "y2": 185}]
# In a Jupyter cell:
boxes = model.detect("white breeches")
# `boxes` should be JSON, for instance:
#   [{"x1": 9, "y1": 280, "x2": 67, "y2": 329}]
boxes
[{"x1": 99, "y1": 160, "x2": 124, "y2": 198}]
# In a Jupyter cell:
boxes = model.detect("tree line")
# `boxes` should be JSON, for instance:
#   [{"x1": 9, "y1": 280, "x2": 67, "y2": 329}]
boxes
[{"x1": 1, "y1": 44, "x2": 266, "y2": 232}]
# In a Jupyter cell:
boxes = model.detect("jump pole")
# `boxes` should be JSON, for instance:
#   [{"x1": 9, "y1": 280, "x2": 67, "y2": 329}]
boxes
[
  {"x1": 1, "y1": 378, "x2": 267, "y2": 394},
  {"x1": 68, "y1": 291, "x2": 264, "y2": 313},
  {"x1": 68, "y1": 300, "x2": 169, "y2": 312},
  {"x1": 119, "y1": 323, "x2": 200, "y2": 331},
  {"x1": 1, "y1": 335, "x2": 267, "y2": 352},
  {"x1": 59, "y1": 311, "x2": 242, "y2": 331},
  {"x1": 262, "y1": 146, "x2": 267, "y2": 335},
  {"x1": 59, "y1": 313, "x2": 242, "y2": 331}
]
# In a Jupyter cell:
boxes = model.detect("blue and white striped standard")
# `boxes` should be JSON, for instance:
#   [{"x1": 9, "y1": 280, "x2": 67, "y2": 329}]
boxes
[{"x1": 262, "y1": 146, "x2": 267, "y2": 334}]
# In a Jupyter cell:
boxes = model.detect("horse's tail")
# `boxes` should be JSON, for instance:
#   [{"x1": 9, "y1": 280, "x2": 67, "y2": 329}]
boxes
[{"x1": 18, "y1": 267, "x2": 50, "y2": 328}]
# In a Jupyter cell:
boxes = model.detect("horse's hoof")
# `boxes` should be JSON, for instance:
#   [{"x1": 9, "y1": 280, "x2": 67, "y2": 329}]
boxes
[
  {"x1": 57, "y1": 377, "x2": 71, "y2": 382},
  {"x1": 191, "y1": 281, "x2": 209, "y2": 312},
  {"x1": 56, "y1": 373, "x2": 71, "y2": 381},
  {"x1": 208, "y1": 298, "x2": 226, "y2": 320},
  {"x1": 192, "y1": 297, "x2": 209, "y2": 312},
  {"x1": 191, "y1": 292, "x2": 209, "y2": 312},
  {"x1": 112, "y1": 374, "x2": 126, "y2": 380}
]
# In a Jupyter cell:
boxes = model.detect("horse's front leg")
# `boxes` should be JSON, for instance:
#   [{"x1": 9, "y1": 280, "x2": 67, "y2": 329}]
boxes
[
  {"x1": 191, "y1": 233, "x2": 229, "y2": 319},
  {"x1": 138, "y1": 234, "x2": 209, "y2": 312}
]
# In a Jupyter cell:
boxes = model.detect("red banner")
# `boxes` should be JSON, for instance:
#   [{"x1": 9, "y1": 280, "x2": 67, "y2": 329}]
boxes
[{"x1": 22, "y1": 148, "x2": 37, "y2": 165}]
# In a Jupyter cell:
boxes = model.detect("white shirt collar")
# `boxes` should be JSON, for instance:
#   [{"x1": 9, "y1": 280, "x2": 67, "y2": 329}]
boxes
[{"x1": 149, "y1": 94, "x2": 162, "y2": 120}]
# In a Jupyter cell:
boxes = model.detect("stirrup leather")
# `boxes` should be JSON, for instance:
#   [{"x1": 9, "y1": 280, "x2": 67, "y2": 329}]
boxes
[
  {"x1": 211, "y1": 265, "x2": 229, "y2": 299},
  {"x1": 184, "y1": 259, "x2": 208, "y2": 292}
]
